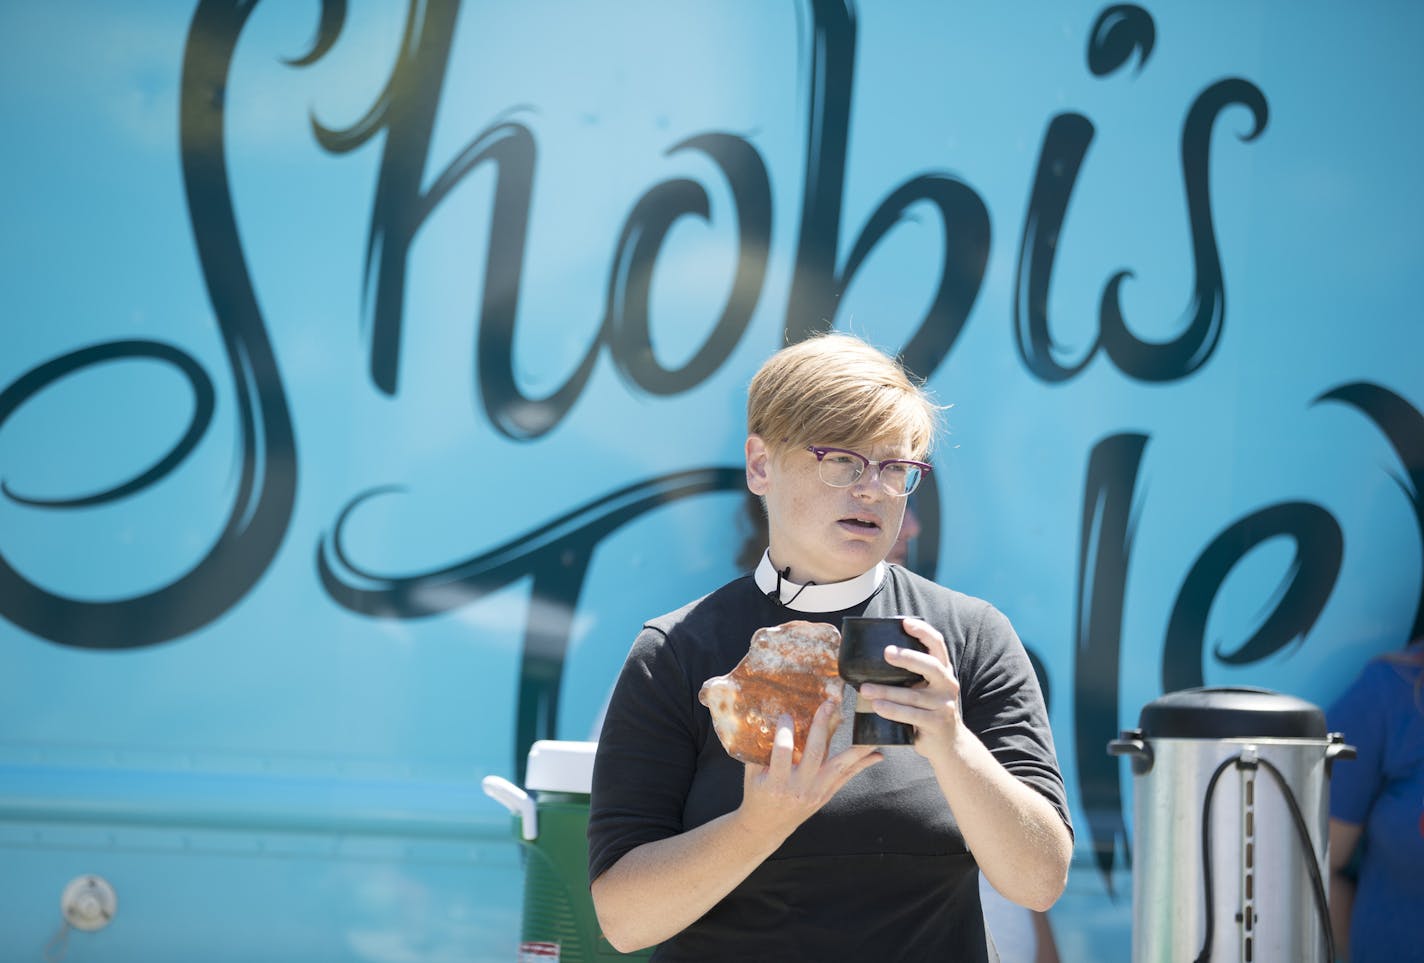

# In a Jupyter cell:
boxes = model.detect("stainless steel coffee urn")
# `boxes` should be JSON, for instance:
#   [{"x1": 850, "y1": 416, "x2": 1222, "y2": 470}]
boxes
[{"x1": 1109, "y1": 687, "x2": 1354, "y2": 962}]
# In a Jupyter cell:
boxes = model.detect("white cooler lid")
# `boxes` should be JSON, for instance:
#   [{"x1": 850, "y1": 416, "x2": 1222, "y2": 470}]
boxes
[{"x1": 524, "y1": 740, "x2": 598, "y2": 793}]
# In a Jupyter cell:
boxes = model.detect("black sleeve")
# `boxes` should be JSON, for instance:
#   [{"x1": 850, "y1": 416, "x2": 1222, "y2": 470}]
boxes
[
  {"x1": 959, "y1": 603, "x2": 1075, "y2": 840},
  {"x1": 587, "y1": 626, "x2": 701, "y2": 883}
]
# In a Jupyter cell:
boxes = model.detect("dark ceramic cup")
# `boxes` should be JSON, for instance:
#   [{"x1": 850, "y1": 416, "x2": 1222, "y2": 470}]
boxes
[{"x1": 839, "y1": 616, "x2": 928, "y2": 745}]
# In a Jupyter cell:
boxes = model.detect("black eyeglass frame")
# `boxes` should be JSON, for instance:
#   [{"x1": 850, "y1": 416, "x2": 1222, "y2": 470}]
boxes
[{"x1": 804, "y1": 446, "x2": 933, "y2": 497}]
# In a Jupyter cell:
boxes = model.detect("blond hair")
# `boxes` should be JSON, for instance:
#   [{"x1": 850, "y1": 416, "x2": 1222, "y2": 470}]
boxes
[{"x1": 747, "y1": 333, "x2": 942, "y2": 458}]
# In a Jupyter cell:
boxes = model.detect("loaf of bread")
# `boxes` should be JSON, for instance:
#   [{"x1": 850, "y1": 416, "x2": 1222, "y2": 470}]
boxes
[{"x1": 698, "y1": 620, "x2": 844, "y2": 765}]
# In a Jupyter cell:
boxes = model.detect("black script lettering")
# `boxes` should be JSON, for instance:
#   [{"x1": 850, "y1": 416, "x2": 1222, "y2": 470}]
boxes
[
  {"x1": 305, "y1": 0, "x2": 461, "y2": 396},
  {"x1": 309, "y1": 2, "x2": 773, "y2": 437},
  {"x1": 1099, "y1": 78, "x2": 1268, "y2": 380},
  {"x1": 1072, "y1": 432, "x2": 1148, "y2": 892},
  {"x1": 1015, "y1": 5, "x2": 1268, "y2": 383},
  {"x1": 1015, "y1": 112, "x2": 1098, "y2": 382},
  {"x1": 1085, "y1": 384, "x2": 1422, "y2": 894},
  {"x1": 1161, "y1": 504, "x2": 1343, "y2": 694},
  {"x1": 905, "y1": 468, "x2": 941, "y2": 578},
  {"x1": 609, "y1": 134, "x2": 772, "y2": 395},
  {"x1": 1013, "y1": 6, "x2": 1154, "y2": 381},
  {"x1": 899, "y1": 472, "x2": 1054, "y2": 705},
  {"x1": 468, "y1": 129, "x2": 770, "y2": 438},
  {"x1": 317, "y1": 468, "x2": 746, "y2": 779},
  {"x1": 456, "y1": 121, "x2": 568, "y2": 439},
  {"x1": 1317, "y1": 382, "x2": 1424, "y2": 639},
  {"x1": 0, "y1": 1, "x2": 299, "y2": 649},
  {"x1": 785, "y1": 0, "x2": 989, "y2": 381},
  {"x1": 1086, "y1": 5, "x2": 1155, "y2": 78},
  {"x1": 0, "y1": 342, "x2": 213, "y2": 509}
]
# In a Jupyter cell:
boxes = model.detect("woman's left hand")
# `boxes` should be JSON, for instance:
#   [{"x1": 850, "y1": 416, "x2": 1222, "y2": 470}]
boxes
[{"x1": 857, "y1": 617, "x2": 963, "y2": 758}]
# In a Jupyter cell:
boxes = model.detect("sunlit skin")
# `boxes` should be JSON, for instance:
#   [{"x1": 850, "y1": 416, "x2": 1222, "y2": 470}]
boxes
[{"x1": 745, "y1": 434, "x2": 911, "y2": 585}]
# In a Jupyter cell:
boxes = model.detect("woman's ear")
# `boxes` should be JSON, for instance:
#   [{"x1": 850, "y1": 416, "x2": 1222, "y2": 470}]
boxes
[{"x1": 745, "y1": 435, "x2": 771, "y2": 496}]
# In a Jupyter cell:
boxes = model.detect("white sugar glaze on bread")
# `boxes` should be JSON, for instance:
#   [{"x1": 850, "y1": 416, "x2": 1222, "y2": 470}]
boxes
[{"x1": 698, "y1": 620, "x2": 844, "y2": 765}]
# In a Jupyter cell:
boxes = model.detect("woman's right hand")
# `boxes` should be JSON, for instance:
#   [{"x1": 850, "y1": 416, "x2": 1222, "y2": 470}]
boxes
[
  {"x1": 737, "y1": 695, "x2": 882, "y2": 841},
  {"x1": 592, "y1": 694, "x2": 880, "y2": 952}
]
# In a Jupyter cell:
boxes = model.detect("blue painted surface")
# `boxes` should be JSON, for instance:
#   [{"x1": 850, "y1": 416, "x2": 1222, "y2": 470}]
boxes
[{"x1": 1, "y1": 2, "x2": 1421, "y2": 959}]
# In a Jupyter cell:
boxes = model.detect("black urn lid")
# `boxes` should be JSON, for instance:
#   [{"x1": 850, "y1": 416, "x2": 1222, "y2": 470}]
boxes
[{"x1": 1137, "y1": 686, "x2": 1327, "y2": 740}]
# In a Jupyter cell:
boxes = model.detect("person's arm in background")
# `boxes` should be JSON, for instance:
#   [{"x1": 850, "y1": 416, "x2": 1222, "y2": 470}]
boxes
[
  {"x1": 1324, "y1": 653, "x2": 1400, "y2": 963},
  {"x1": 1328, "y1": 817, "x2": 1361, "y2": 959}
]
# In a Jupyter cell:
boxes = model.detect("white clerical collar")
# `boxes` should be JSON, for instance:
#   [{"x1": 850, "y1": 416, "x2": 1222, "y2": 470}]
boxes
[{"x1": 753, "y1": 551, "x2": 887, "y2": 612}]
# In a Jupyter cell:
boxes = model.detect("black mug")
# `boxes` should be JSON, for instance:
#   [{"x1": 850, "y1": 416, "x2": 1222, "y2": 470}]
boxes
[{"x1": 839, "y1": 616, "x2": 927, "y2": 745}]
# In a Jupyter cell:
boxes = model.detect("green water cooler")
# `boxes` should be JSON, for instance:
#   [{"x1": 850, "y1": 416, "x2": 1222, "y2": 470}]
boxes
[{"x1": 483, "y1": 740, "x2": 653, "y2": 962}]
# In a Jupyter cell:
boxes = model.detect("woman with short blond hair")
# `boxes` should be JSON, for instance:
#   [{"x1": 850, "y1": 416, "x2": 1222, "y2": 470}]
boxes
[{"x1": 589, "y1": 333, "x2": 1072, "y2": 961}]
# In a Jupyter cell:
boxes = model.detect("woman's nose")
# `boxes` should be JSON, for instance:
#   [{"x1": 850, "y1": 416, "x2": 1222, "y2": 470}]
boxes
[{"x1": 852, "y1": 465, "x2": 886, "y2": 499}]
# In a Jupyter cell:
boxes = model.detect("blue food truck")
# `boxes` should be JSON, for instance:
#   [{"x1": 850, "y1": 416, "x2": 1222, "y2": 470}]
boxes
[{"x1": 2, "y1": 1, "x2": 1420, "y2": 959}]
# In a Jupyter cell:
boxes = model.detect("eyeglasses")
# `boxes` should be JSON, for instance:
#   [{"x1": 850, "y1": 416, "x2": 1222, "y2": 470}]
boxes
[{"x1": 805, "y1": 446, "x2": 932, "y2": 497}]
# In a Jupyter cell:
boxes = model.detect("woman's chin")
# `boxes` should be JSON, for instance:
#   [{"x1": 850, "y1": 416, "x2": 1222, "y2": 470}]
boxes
[{"x1": 826, "y1": 541, "x2": 889, "y2": 577}]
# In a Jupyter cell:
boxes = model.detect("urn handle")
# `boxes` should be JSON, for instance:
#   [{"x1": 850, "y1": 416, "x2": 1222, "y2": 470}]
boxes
[
  {"x1": 1325, "y1": 732, "x2": 1357, "y2": 776},
  {"x1": 1108, "y1": 728, "x2": 1154, "y2": 775}
]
